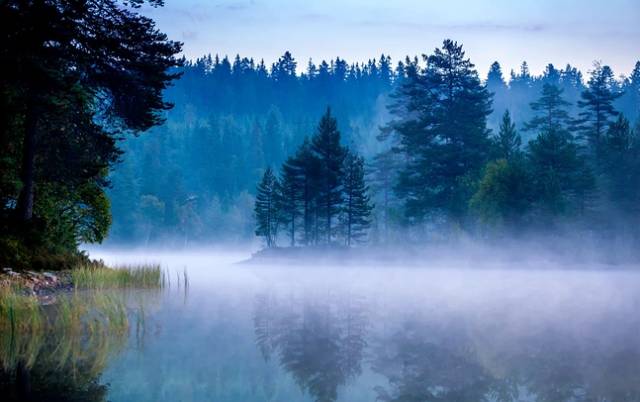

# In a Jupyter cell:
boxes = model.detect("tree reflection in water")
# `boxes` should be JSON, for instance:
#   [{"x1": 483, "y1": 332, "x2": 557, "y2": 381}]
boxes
[
  {"x1": 254, "y1": 292, "x2": 368, "y2": 402},
  {"x1": 255, "y1": 289, "x2": 640, "y2": 402}
]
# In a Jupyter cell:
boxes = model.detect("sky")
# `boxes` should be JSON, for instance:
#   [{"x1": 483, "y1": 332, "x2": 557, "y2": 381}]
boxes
[{"x1": 142, "y1": 0, "x2": 640, "y2": 78}]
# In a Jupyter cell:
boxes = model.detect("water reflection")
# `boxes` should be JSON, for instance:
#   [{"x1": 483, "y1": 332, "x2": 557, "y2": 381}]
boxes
[
  {"x1": 2, "y1": 264, "x2": 640, "y2": 402},
  {"x1": 0, "y1": 291, "x2": 157, "y2": 402},
  {"x1": 254, "y1": 293, "x2": 367, "y2": 402},
  {"x1": 252, "y1": 271, "x2": 640, "y2": 402}
]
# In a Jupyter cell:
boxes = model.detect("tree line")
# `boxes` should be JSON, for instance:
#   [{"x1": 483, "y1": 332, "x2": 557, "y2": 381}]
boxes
[
  {"x1": 372, "y1": 40, "x2": 640, "y2": 246},
  {"x1": 254, "y1": 109, "x2": 373, "y2": 248},
  {"x1": 107, "y1": 46, "x2": 639, "y2": 247}
]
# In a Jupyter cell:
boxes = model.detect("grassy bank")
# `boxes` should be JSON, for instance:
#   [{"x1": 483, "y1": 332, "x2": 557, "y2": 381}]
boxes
[{"x1": 0, "y1": 264, "x2": 166, "y2": 380}]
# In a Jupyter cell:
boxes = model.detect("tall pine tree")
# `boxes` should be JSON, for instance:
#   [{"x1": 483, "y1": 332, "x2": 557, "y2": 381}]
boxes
[
  {"x1": 311, "y1": 108, "x2": 347, "y2": 244},
  {"x1": 385, "y1": 39, "x2": 492, "y2": 226},
  {"x1": 578, "y1": 63, "x2": 621, "y2": 156}
]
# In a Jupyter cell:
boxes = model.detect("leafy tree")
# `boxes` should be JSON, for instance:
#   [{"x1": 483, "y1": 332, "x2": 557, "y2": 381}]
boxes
[
  {"x1": 0, "y1": 0, "x2": 181, "y2": 265},
  {"x1": 254, "y1": 168, "x2": 280, "y2": 247},
  {"x1": 311, "y1": 108, "x2": 347, "y2": 243},
  {"x1": 470, "y1": 158, "x2": 532, "y2": 229},
  {"x1": 341, "y1": 153, "x2": 373, "y2": 246}
]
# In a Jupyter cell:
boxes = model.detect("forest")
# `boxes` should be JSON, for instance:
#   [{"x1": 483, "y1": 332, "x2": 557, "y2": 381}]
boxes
[{"x1": 105, "y1": 42, "x2": 640, "y2": 251}]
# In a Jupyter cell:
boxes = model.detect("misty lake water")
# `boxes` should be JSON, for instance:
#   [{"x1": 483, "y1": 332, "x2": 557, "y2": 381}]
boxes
[{"x1": 5, "y1": 250, "x2": 640, "y2": 401}]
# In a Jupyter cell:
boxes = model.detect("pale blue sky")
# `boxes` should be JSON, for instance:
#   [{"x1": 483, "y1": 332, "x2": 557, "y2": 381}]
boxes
[{"x1": 143, "y1": 0, "x2": 640, "y2": 78}]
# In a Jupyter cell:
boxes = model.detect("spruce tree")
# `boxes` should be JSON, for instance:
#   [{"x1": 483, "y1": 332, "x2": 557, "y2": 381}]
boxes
[
  {"x1": 342, "y1": 152, "x2": 373, "y2": 246},
  {"x1": 254, "y1": 168, "x2": 280, "y2": 247},
  {"x1": 493, "y1": 110, "x2": 521, "y2": 159},
  {"x1": 311, "y1": 108, "x2": 347, "y2": 244}
]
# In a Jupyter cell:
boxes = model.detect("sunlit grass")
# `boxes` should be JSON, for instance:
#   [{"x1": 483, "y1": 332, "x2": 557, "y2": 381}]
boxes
[{"x1": 72, "y1": 264, "x2": 164, "y2": 289}]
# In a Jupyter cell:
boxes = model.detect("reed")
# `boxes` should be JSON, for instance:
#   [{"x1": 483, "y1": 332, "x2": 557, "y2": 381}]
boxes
[{"x1": 72, "y1": 264, "x2": 163, "y2": 289}]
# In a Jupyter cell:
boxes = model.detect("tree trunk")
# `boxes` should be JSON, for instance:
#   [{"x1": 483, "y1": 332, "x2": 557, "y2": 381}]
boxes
[{"x1": 16, "y1": 101, "x2": 37, "y2": 221}]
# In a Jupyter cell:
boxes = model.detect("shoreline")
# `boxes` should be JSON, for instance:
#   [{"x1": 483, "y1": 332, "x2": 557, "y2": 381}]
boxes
[{"x1": 1, "y1": 268, "x2": 74, "y2": 305}]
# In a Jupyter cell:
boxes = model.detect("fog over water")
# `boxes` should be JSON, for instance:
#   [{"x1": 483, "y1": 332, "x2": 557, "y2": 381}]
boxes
[{"x1": 79, "y1": 248, "x2": 640, "y2": 402}]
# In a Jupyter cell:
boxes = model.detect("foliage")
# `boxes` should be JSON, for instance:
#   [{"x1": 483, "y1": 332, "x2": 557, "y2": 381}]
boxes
[
  {"x1": 470, "y1": 158, "x2": 533, "y2": 229},
  {"x1": 0, "y1": 0, "x2": 181, "y2": 269}
]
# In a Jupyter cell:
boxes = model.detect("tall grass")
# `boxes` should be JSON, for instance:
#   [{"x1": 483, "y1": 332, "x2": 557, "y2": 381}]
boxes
[{"x1": 72, "y1": 264, "x2": 164, "y2": 289}]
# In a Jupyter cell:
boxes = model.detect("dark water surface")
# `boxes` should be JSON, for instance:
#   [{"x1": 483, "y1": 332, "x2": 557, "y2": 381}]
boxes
[{"x1": 4, "y1": 251, "x2": 640, "y2": 401}]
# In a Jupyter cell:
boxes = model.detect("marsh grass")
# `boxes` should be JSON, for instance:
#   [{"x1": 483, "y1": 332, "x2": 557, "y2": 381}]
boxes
[
  {"x1": 0, "y1": 263, "x2": 178, "y2": 379},
  {"x1": 0, "y1": 265, "x2": 165, "y2": 377},
  {"x1": 72, "y1": 264, "x2": 164, "y2": 289}
]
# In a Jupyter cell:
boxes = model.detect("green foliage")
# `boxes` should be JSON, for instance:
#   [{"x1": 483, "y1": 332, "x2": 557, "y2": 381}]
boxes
[
  {"x1": 0, "y1": 0, "x2": 181, "y2": 269},
  {"x1": 470, "y1": 158, "x2": 533, "y2": 229}
]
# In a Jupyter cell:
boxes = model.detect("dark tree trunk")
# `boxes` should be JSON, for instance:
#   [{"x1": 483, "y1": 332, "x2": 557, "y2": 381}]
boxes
[{"x1": 16, "y1": 101, "x2": 37, "y2": 221}]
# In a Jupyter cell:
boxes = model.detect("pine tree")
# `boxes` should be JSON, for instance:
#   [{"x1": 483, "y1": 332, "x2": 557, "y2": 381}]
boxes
[
  {"x1": 254, "y1": 168, "x2": 280, "y2": 247},
  {"x1": 578, "y1": 63, "x2": 622, "y2": 155},
  {"x1": 524, "y1": 84, "x2": 572, "y2": 134},
  {"x1": 341, "y1": 152, "x2": 373, "y2": 246},
  {"x1": 385, "y1": 39, "x2": 492, "y2": 225},
  {"x1": 311, "y1": 108, "x2": 347, "y2": 244},
  {"x1": 493, "y1": 110, "x2": 521, "y2": 159}
]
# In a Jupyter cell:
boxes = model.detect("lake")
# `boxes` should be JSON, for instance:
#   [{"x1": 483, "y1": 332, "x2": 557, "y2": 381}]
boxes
[{"x1": 3, "y1": 250, "x2": 640, "y2": 402}]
